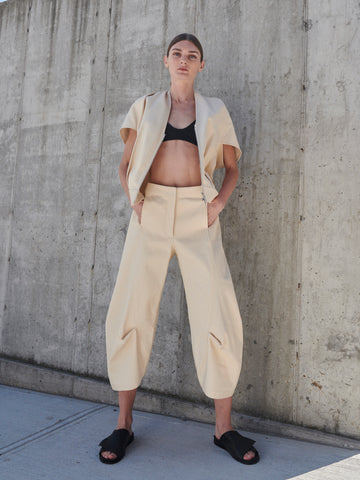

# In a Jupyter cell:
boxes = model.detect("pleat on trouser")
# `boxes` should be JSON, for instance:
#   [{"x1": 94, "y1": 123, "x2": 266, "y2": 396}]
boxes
[{"x1": 105, "y1": 182, "x2": 243, "y2": 399}]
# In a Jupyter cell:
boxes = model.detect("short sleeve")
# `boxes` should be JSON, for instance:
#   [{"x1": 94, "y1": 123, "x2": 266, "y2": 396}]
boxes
[
  {"x1": 215, "y1": 101, "x2": 242, "y2": 169},
  {"x1": 119, "y1": 96, "x2": 146, "y2": 144}
]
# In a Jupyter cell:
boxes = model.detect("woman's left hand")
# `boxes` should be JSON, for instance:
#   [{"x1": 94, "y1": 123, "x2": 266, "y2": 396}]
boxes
[{"x1": 207, "y1": 196, "x2": 225, "y2": 227}]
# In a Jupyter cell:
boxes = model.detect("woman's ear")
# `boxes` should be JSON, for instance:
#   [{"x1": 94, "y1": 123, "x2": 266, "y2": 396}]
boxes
[
  {"x1": 199, "y1": 60, "x2": 205, "y2": 72},
  {"x1": 164, "y1": 55, "x2": 169, "y2": 68}
]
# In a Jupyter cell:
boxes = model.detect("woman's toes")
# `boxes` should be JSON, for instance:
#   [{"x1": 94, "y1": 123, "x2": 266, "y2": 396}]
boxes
[
  {"x1": 243, "y1": 450, "x2": 255, "y2": 461},
  {"x1": 101, "y1": 451, "x2": 117, "y2": 460}
]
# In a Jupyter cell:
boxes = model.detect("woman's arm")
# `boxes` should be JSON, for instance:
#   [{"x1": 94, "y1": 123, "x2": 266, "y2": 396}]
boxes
[
  {"x1": 207, "y1": 144, "x2": 239, "y2": 227},
  {"x1": 118, "y1": 128, "x2": 144, "y2": 222},
  {"x1": 118, "y1": 128, "x2": 137, "y2": 203}
]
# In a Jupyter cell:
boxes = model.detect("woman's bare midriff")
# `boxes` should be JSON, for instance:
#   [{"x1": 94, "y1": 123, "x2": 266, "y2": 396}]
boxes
[{"x1": 147, "y1": 140, "x2": 201, "y2": 187}]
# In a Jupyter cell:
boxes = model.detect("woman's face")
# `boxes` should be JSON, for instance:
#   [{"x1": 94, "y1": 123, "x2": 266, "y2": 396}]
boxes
[{"x1": 164, "y1": 40, "x2": 205, "y2": 82}]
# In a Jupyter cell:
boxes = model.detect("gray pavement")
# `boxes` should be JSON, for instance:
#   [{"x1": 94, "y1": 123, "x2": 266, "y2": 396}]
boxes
[{"x1": 0, "y1": 384, "x2": 359, "y2": 480}]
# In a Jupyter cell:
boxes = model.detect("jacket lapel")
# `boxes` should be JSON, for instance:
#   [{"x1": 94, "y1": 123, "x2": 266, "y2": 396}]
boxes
[
  {"x1": 194, "y1": 91, "x2": 208, "y2": 161},
  {"x1": 133, "y1": 91, "x2": 170, "y2": 178},
  {"x1": 144, "y1": 90, "x2": 171, "y2": 135}
]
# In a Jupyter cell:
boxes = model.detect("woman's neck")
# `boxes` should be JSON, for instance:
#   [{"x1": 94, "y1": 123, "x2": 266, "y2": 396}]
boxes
[{"x1": 169, "y1": 82, "x2": 195, "y2": 103}]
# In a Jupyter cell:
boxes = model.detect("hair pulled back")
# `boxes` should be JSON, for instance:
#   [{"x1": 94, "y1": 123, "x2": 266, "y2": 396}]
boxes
[{"x1": 166, "y1": 33, "x2": 203, "y2": 62}]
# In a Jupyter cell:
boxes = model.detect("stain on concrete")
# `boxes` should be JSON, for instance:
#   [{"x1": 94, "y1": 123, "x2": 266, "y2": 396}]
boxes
[{"x1": 311, "y1": 381, "x2": 323, "y2": 390}]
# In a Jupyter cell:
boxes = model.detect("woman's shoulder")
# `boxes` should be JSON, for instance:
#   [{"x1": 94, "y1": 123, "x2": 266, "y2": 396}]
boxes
[
  {"x1": 125, "y1": 91, "x2": 165, "y2": 113},
  {"x1": 196, "y1": 92, "x2": 227, "y2": 113},
  {"x1": 132, "y1": 90, "x2": 165, "y2": 103}
]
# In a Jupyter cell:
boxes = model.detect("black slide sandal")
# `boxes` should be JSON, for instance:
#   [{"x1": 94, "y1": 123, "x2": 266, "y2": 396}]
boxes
[
  {"x1": 98, "y1": 428, "x2": 134, "y2": 464},
  {"x1": 214, "y1": 430, "x2": 260, "y2": 465}
]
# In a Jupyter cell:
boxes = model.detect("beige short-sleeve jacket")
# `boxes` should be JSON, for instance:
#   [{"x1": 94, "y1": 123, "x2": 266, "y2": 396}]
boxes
[{"x1": 119, "y1": 90, "x2": 242, "y2": 206}]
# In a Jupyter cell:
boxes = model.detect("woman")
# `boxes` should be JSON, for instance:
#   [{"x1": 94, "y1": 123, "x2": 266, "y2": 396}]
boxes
[{"x1": 99, "y1": 33, "x2": 260, "y2": 466}]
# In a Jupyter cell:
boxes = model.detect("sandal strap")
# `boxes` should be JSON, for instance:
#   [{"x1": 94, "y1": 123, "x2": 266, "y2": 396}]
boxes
[
  {"x1": 218, "y1": 430, "x2": 256, "y2": 457},
  {"x1": 99, "y1": 429, "x2": 132, "y2": 455}
]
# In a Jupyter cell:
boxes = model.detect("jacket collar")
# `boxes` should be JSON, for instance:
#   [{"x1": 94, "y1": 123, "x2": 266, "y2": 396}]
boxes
[
  {"x1": 161, "y1": 89, "x2": 206, "y2": 154},
  {"x1": 143, "y1": 89, "x2": 207, "y2": 158},
  {"x1": 163, "y1": 88, "x2": 205, "y2": 121}
]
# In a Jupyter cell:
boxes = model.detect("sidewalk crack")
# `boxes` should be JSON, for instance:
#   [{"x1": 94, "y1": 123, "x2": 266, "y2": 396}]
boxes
[{"x1": 0, "y1": 404, "x2": 109, "y2": 456}]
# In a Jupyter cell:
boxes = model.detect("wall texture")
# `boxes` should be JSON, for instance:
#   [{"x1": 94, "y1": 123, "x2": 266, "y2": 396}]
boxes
[{"x1": 0, "y1": 0, "x2": 359, "y2": 440}]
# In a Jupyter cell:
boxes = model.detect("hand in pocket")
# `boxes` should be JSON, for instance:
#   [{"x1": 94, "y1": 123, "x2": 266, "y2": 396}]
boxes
[{"x1": 207, "y1": 196, "x2": 224, "y2": 227}]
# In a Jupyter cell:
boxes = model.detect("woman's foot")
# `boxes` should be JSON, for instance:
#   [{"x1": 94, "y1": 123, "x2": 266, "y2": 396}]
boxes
[
  {"x1": 100, "y1": 421, "x2": 133, "y2": 461},
  {"x1": 100, "y1": 390, "x2": 137, "y2": 462},
  {"x1": 215, "y1": 425, "x2": 255, "y2": 461}
]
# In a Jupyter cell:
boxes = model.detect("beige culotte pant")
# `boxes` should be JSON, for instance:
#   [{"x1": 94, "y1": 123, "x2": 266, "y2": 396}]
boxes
[{"x1": 105, "y1": 182, "x2": 244, "y2": 399}]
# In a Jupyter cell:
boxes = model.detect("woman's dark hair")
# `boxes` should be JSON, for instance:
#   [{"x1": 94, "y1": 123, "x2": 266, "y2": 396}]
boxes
[{"x1": 166, "y1": 33, "x2": 203, "y2": 62}]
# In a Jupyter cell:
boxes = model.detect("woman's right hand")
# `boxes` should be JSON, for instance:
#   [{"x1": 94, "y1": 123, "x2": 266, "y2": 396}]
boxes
[{"x1": 133, "y1": 199, "x2": 144, "y2": 224}]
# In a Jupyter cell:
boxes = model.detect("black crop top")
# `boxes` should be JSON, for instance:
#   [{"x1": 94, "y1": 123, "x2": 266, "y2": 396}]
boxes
[{"x1": 163, "y1": 120, "x2": 197, "y2": 146}]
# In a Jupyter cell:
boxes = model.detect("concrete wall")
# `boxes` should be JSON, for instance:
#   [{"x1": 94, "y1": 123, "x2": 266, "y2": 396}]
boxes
[
  {"x1": 298, "y1": 0, "x2": 360, "y2": 437},
  {"x1": 0, "y1": 0, "x2": 359, "y2": 440}
]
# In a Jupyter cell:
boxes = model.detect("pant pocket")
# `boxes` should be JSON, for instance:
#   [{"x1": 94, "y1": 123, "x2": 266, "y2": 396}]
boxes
[
  {"x1": 205, "y1": 201, "x2": 220, "y2": 229},
  {"x1": 203, "y1": 200, "x2": 209, "y2": 229},
  {"x1": 140, "y1": 196, "x2": 148, "y2": 227}
]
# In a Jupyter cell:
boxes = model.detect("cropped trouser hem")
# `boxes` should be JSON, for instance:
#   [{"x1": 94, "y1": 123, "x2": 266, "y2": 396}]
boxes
[
  {"x1": 109, "y1": 384, "x2": 238, "y2": 400},
  {"x1": 105, "y1": 182, "x2": 244, "y2": 399}
]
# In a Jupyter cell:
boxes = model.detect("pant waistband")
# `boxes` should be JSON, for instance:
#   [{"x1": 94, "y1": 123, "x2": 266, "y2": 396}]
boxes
[{"x1": 145, "y1": 182, "x2": 203, "y2": 198}]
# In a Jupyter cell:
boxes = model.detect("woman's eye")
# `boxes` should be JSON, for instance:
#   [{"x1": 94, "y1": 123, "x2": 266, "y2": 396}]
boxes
[{"x1": 189, "y1": 55, "x2": 197, "y2": 60}]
